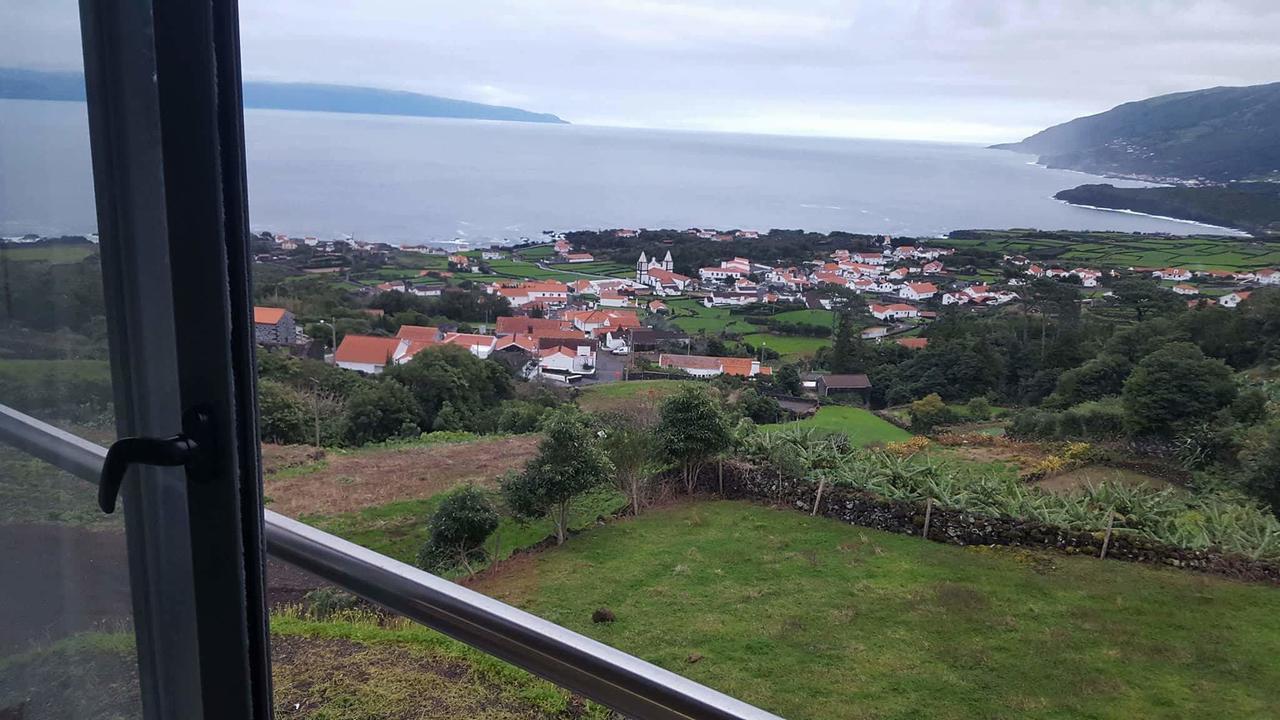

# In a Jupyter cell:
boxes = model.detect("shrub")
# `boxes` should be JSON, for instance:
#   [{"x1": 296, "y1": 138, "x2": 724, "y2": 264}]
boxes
[
  {"x1": 302, "y1": 587, "x2": 360, "y2": 619},
  {"x1": 343, "y1": 381, "x2": 421, "y2": 445},
  {"x1": 964, "y1": 396, "x2": 991, "y2": 421},
  {"x1": 417, "y1": 485, "x2": 500, "y2": 573},
  {"x1": 257, "y1": 379, "x2": 310, "y2": 444},
  {"x1": 908, "y1": 393, "x2": 956, "y2": 433}
]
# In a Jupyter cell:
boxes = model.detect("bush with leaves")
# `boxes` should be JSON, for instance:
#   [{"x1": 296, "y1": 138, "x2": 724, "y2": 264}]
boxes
[
  {"x1": 964, "y1": 396, "x2": 991, "y2": 421},
  {"x1": 907, "y1": 393, "x2": 956, "y2": 433},
  {"x1": 502, "y1": 408, "x2": 614, "y2": 544},
  {"x1": 417, "y1": 485, "x2": 500, "y2": 573},
  {"x1": 257, "y1": 379, "x2": 311, "y2": 444},
  {"x1": 596, "y1": 409, "x2": 664, "y2": 515},
  {"x1": 1122, "y1": 342, "x2": 1236, "y2": 436},
  {"x1": 343, "y1": 380, "x2": 421, "y2": 445},
  {"x1": 657, "y1": 386, "x2": 732, "y2": 494}
]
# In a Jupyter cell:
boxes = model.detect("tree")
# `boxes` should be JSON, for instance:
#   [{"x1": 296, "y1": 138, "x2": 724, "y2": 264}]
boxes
[
  {"x1": 908, "y1": 393, "x2": 956, "y2": 433},
  {"x1": 830, "y1": 310, "x2": 860, "y2": 373},
  {"x1": 502, "y1": 408, "x2": 613, "y2": 544},
  {"x1": 343, "y1": 381, "x2": 421, "y2": 445},
  {"x1": 965, "y1": 396, "x2": 991, "y2": 420},
  {"x1": 1121, "y1": 342, "x2": 1236, "y2": 436},
  {"x1": 1238, "y1": 421, "x2": 1280, "y2": 514},
  {"x1": 737, "y1": 388, "x2": 783, "y2": 424},
  {"x1": 256, "y1": 379, "x2": 309, "y2": 444},
  {"x1": 386, "y1": 345, "x2": 513, "y2": 430},
  {"x1": 1111, "y1": 278, "x2": 1183, "y2": 322},
  {"x1": 657, "y1": 386, "x2": 732, "y2": 494},
  {"x1": 417, "y1": 485, "x2": 499, "y2": 573},
  {"x1": 773, "y1": 364, "x2": 803, "y2": 395},
  {"x1": 597, "y1": 410, "x2": 663, "y2": 515},
  {"x1": 1048, "y1": 353, "x2": 1132, "y2": 407},
  {"x1": 432, "y1": 401, "x2": 468, "y2": 432}
]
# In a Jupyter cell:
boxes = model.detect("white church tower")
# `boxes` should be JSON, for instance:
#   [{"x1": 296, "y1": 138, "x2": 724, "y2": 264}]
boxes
[
  {"x1": 636, "y1": 251, "x2": 649, "y2": 283},
  {"x1": 662, "y1": 250, "x2": 674, "y2": 271}
]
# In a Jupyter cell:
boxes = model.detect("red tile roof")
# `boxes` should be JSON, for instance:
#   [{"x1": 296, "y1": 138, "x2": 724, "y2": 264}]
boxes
[
  {"x1": 253, "y1": 306, "x2": 288, "y2": 325},
  {"x1": 495, "y1": 316, "x2": 576, "y2": 336},
  {"x1": 396, "y1": 325, "x2": 440, "y2": 342},
  {"x1": 896, "y1": 338, "x2": 929, "y2": 350},
  {"x1": 334, "y1": 335, "x2": 401, "y2": 366}
]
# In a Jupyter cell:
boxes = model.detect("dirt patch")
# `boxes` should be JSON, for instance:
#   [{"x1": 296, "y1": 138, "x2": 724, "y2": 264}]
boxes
[
  {"x1": 263, "y1": 436, "x2": 540, "y2": 517},
  {"x1": 935, "y1": 441, "x2": 1051, "y2": 471},
  {"x1": 0, "y1": 523, "x2": 132, "y2": 654},
  {"x1": 1035, "y1": 465, "x2": 1175, "y2": 495},
  {"x1": 270, "y1": 634, "x2": 567, "y2": 719}
]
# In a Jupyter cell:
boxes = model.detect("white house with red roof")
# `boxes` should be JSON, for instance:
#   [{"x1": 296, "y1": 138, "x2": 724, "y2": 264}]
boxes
[
  {"x1": 922, "y1": 261, "x2": 944, "y2": 274},
  {"x1": 659, "y1": 354, "x2": 771, "y2": 378},
  {"x1": 1256, "y1": 268, "x2": 1280, "y2": 285},
  {"x1": 442, "y1": 332, "x2": 497, "y2": 359},
  {"x1": 1220, "y1": 291, "x2": 1253, "y2": 308},
  {"x1": 870, "y1": 303, "x2": 920, "y2": 321},
  {"x1": 563, "y1": 252, "x2": 594, "y2": 263},
  {"x1": 536, "y1": 344, "x2": 596, "y2": 381},
  {"x1": 899, "y1": 282, "x2": 938, "y2": 301},
  {"x1": 1155, "y1": 268, "x2": 1193, "y2": 281},
  {"x1": 1172, "y1": 283, "x2": 1199, "y2": 296}
]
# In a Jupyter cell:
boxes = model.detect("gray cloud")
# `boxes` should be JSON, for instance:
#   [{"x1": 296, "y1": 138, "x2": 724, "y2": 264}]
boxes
[{"x1": 5, "y1": 0, "x2": 1280, "y2": 142}]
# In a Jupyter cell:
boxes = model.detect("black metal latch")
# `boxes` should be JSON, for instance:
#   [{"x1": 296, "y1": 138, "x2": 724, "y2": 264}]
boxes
[{"x1": 99, "y1": 409, "x2": 214, "y2": 513}]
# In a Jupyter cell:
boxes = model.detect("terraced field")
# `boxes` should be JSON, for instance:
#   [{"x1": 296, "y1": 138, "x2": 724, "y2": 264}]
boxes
[{"x1": 941, "y1": 231, "x2": 1280, "y2": 272}]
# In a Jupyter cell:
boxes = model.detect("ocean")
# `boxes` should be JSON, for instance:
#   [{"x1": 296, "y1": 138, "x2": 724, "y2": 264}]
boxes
[{"x1": 0, "y1": 98, "x2": 1244, "y2": 243}]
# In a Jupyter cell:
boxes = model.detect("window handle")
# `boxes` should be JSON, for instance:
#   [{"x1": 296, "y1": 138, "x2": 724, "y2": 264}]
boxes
[{"x1": 99, "y1": 409, "x2": 212, "y2": 513}]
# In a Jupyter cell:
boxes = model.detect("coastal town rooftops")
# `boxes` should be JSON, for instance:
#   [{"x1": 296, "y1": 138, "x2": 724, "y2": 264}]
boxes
[
  {"x1": 253, "y1": 306, "x2": 288, "y2": 324},
  {"x1": 495, "y1": 316, "x2": 576, "y2": 336}
]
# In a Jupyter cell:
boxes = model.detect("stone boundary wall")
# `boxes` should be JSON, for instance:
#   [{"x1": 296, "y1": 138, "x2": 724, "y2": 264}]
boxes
[{"x1": 698, "y1": 460, "x2": 1280, "y2": 585}]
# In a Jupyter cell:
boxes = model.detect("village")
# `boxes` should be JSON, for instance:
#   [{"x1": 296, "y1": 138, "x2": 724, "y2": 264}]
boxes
[{"x1": 251, "y1": 226, "x2": 1280, "y2": 392}]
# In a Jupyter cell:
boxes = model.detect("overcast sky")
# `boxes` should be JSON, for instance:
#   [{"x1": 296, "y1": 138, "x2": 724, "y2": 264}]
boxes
[{"x1": 7, "y1": 0, "x2": 1280, "y2": 143}]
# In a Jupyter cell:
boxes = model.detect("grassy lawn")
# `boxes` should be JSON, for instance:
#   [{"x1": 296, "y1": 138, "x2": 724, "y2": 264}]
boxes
[
  {"x1": 0, "y1": 243, "x2": 97, "y2": 263},
  {"x1": 762, "y1": 405, "x2": 910, "y2": 446},
  {"x1": 939, "y1": 232, "x2": 1280, "y2": 272},
  {"x1": 473, "y1": 500, "x2": 1280, "y2": 720},
  {"x1": 577, "y1": 379, "x2": 695, "y2": 413},
  {"x1": 303, "y1": 488, "x2": 626, "y2": 574},
  {"x1": 741, "y1": 332, "x2": 829, "y2": 359},
  {"x1": 771, "y1": 308, "x2": 836, "y2": 327},
  {"x1": 666, "y1": 299, "x2": 757, "y2": 334}
]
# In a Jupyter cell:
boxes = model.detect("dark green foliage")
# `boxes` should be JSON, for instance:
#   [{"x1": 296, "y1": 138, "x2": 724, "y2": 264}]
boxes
[
  {"x1": 1055, "y1": 183, "x2": 1280, "y2": 236},
  {"x1": 1047, "y1": 354, "x2": 1132, "y2": 407},
  {"x1": 417, "y1": 486, "x2": 500, "y2": 573},
  {"x1": 772, "y1": 365, "x2": 802, "y2": 395},
  {"x1": 431, "y1": 401, "x2": 467, "y2": 432},
  {"x1": 907, "y1": 393, "x2": 956, "y2": 433},
  {"x1": 1110, "y1": 278, "x2": 1185, "y2": 322},
  {"x1": 496, "y1": 401, "x2": 548, "y2": 434},
  {"x1": 736, "y1": 389, "x2": 784, "y2": 424},
  {"x1": 1232, "y1": 388, "x2": 1271, "y2": 426},
  {"x1": 995, "y1": 82, "x2": 1280, "y2": 183},
  {"x1": 965, "y1": 396, "x2": 991, "y2": 421},
  {"x1": 657, "y1": 386, "x2": 732, "y2": 493},
  {"x1": 596, "y1": 409, "x2": 663, "y2": 515},
  {"x1": 385, "y1": 345, "x2": 513, "y2": 431},
  {"x1": 502, "y1": 408, "x2": 614, "y2": 544},
  {"x1": 1122, "y1": 342, "x2": 1237, "y2": 436},
  {"x1": 343, "y1": 381, "x2": 421, "y2": 445},
  {"x1": 257, "y1": 379, "x2": 310, "y2": 444},
  {"x1": 1237, "y1": 422, "x2": 1280, "y2": 513}
]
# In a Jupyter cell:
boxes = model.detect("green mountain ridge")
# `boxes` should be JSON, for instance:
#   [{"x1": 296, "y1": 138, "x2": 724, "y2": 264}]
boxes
[
  {"x1": 0, "y1": 67, "x2": 568, "y2": 125},
  {"x1": 993, "y1": 82, "x2": 1280, "y2": 183}
]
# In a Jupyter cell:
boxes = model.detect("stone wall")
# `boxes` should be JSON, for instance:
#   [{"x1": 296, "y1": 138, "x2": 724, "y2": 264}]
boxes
[{"x1": 699, "y1": 460, "x2": 1280, "y2": 585}]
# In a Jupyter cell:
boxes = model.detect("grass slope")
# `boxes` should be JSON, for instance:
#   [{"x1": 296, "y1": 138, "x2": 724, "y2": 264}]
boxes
[
  {"x1": 762, "y1": 405, "x2": 911, "y2": 446},
  {"x1": 473, "y1": 500, "x2": 1280, "y2": 720},
  {"x1": 576, "y1": 379, "x2": 695, "y2": 413}
]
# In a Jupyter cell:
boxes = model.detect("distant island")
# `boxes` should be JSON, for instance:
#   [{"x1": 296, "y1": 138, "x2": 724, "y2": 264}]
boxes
[
  {"x1": 1055, "y1": 183, "x2": 1280, "y2": 238},
  {"x1": 0, "y1": 67, "x2": 568, "y2": 125},
  {"x1": 993, "y1": 81, "x2": 1280, "y2": 184}
]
